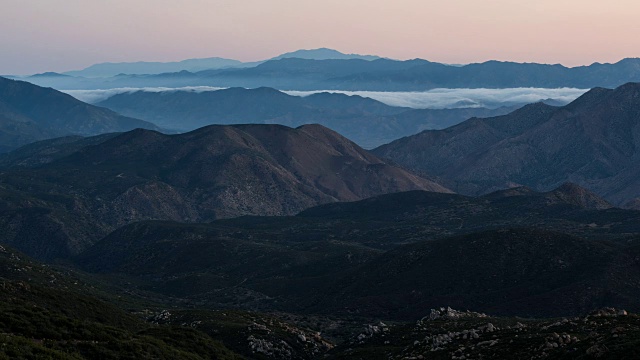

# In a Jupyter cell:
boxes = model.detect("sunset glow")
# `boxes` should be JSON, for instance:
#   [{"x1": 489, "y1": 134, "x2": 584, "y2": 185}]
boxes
[{"x1": 2, "y1": 0, "x2": 640, "y2": 74}]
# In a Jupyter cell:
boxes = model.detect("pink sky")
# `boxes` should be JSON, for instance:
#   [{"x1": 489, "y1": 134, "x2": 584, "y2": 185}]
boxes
[{"x1": 2, "y1": 0, "x2": 640, "y2": 74}]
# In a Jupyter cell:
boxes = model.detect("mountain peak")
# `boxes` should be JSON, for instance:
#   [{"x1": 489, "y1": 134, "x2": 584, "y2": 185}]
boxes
[
  {"x1": 271, "y1": 48, "x2": 380, "y2": 61},
  {"x1": 548, "y1": 182, "x2": 613, "y2": 210},
  {"x1": 29, "y1": 72, "x2": 71, "y2": 78},
  {"x1": 610, "y1": 82, "x2": 640, "y2": 99},
  {"x1": 56, "y1": 123, "x2": 449, "y2": 220}
]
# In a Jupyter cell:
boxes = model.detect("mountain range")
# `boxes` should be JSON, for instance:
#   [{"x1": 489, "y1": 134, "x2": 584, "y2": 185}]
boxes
[
  {"x1": 0, "y1": 123, "x2": 447, "y2": 260},
  {"x1": 96, "y1": 87, "x2": 517, "y2": 148},
  {"x1": 18, "y1": 55, "x2": 640, "y2": 92},
  {"x1": 61, "y1": 48, "x2": 380, "y2": 78},
  {"x1": 0, "y1": 76, "x2": 157, "y2": 152},
  {"x1": 374, "y1": 82, "x2": 640, "y2": 207}
]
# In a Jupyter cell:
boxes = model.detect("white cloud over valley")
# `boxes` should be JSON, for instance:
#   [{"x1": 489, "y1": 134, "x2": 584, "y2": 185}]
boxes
[{"x1": 64, "y1": 87, "x2": 588, "y2": 109}]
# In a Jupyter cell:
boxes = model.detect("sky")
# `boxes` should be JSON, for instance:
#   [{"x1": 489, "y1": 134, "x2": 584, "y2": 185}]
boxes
[{"x1": 2, "y1": 0, "x2": 640, "y2": 74}]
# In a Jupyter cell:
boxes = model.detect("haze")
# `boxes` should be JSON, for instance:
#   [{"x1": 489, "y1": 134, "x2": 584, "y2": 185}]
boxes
[{"x1": 2, "y1": 0, "x2": 640, "y2": 74}]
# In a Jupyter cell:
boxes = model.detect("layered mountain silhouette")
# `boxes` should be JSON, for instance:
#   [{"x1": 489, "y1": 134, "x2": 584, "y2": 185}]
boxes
[
  {"x1": 374, "y1": 82, "x2": 640, "y2": 206},
  {"x1": 202, "y1": 57, "x2": 640, "y2": 91},
  {"x1": 96, "y1": 87, "x2": 516, "y2": 148},
  {"x1": 20, "y1": 56, "x2": 640, "y2": 92},
  {"x1": 0, "y1": 123, "x2": 447, "y2": 259},
  {"x1": 0, "y1": 76, "x2": 158, "y2": 152},
  {"x1": 60, "y1": 48, "x2": 380, "y2": 78},
  {"x1": 29, "y1": 57, "x2": 640, "y2": 91},
  {"x1": 63, "y1": 57, "x2": 248, "y2": 78}
]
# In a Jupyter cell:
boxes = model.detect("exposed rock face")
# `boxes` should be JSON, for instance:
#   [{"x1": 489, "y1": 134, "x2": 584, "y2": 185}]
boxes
[
  {"x1": 424, "y1": 307, "x2": 488, "y2": 322},
  {"x1": 333, "y1": 308, "x2": 640, "y2": 360},
  {"x1": 374, "y1": 82, "x2": 640, "y2": 206}
]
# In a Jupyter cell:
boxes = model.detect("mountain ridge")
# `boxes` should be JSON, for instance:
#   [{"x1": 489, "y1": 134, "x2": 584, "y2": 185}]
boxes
[
  {"x1": 0, "y1": 123, "x2": 448, "y2": 260},
  {"x1": 95, "y1": 86, "x2": 517, "y2": 148},
  {"x1": 374, "y1": 82, "x2": 640, "y2": 205},
  {"x1": 0, "y1": 76, "x2": 159, "y2": 152},
  {"x1": 19, "y1": 56, "x2": 640, "y2": 92}
]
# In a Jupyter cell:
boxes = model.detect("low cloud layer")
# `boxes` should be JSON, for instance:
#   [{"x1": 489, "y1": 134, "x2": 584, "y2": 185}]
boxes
[
  {"x1": 286, "y1": 88, "x2": 589, "y2": 109},
  {"x1": 64, "y1": 87, "x2": 588, "y2": 109}
]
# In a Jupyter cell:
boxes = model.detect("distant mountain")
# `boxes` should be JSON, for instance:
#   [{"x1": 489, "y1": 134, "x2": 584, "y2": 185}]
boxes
[
  {"x1": 374, "y1": 82, "x2": 640, "y2": 206},
  {"x1": 197, "y1": 58, "x2": 434, "y2": 90},
  {"x1": 271, "y1": 48, "x2": 381, "y2": 61},
  {"x1": 188, "y1": 57, "x2": 640, "y2": 91},
  {"x1": 96, "y1": 87, "x2": 516, "y2": 148},
  {"x1": 63, "y1": 57, "x2": 250, "y2": 78},
  {"x1": 0, "y1": 124, "x2": 447, "y2": 260},
  {"x1": 29, "y1": 72, "x2": 72, "y2": 78},
  {"x1": 319, "y1": 58, "x2": 640, "y2": 91},
  {"x1": 0, "y1": 77, "x2": 158, "y2": 152},
  {"x1": 17, "y1": 56, "x2": 640, "y2": 92},
  {"x1": 0, "y1": 133, "x2": 119, "y2": 168},
  {"x1": 59, "y1": 48, "x2": 380, "y2": 79}
]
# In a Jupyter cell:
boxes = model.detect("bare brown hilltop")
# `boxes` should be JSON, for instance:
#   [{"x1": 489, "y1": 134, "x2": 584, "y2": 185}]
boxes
[{"x1": 0, "y1": 123, "x2": 448, "y2": 259}]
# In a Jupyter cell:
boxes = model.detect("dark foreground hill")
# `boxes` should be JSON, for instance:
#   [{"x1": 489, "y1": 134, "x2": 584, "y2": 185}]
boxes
[
  {"x1": 0, "y1": 242, "x2": 343, "y2": 359},
  {"x1": 327, "y1": 307, "x2": 640, "y2": 359},
  {"x1": 0, "y1": 76, "x2": 158, "y2": 152},
  {"x1": 0, "y1": 244, "x2": 243, "y2": 359},
  {"x1": 320, "y1": 228, "x2": 640, "y2": 319},
  {"x1": 0, "y1": 123, "x2": 447, "y2": 260},
  {"x1": 96, "y1": 87, "x2": 515, "y2": 148},
  {"x1": 374, "y1": 82, "x2": 640, "y2": 206},
  {"x1": 6, "y1": 231, "x2": 640, "y2": 360},
  {"x1": 75, "y1": 185, "x2": 640, "y2": 320}
]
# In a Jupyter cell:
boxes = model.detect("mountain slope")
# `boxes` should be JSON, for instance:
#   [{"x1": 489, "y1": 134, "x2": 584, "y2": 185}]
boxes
[
  {"x1": 96, "y1": 87, "x2": 515, "y2": 148},
  {"x1": 319, "y1": 228, "x2": 640, "y2": 319},
  {"x1": 0, "y1": 76, "x2": 158, "y2": 152},
  {"x1": 76, "y1": 218, "x2": 640, "y2": 319},
  {"x1": 72, "y1": 184, "x2": 640, "y2": 319},
  {"x1": 0, "y1": 124, "x2": 447, "y2": 260},
  {"x1": 0, "y1": 244, "x2": 242, "y2": 359},
  {"x1": 374, "y1": 82, "x2": 640, "y2": 205}
]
